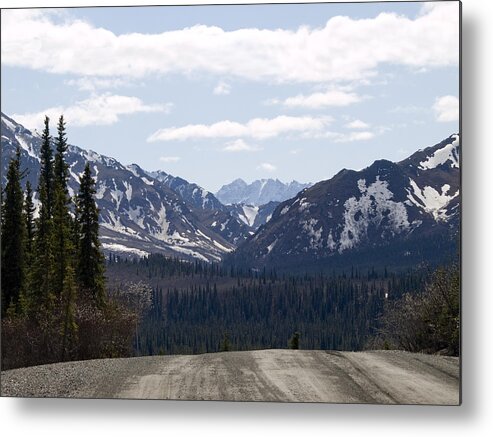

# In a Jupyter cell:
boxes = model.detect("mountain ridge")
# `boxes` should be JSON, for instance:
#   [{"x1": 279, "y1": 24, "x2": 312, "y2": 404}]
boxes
[
  {"x1": 216, "y1": 177, "x2": 311, "y2": 206},
  {"x1": 1, "y1": 113, "x2": 248, "y2": 261},
  {"x1": 1, "y1": 112, "x2": 460, "y2": 270},
  {"x1": 227, "y1": 134, "x2": 460, "y2": 272}
]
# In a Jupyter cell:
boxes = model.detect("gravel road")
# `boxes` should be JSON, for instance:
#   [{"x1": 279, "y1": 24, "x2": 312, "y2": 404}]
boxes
[{"x1": 1, "y1": 350, "x2": 460, "y2": 405}]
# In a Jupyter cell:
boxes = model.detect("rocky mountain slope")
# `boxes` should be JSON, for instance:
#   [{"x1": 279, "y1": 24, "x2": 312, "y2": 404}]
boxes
[
  {"x1": 0, "y1": 113, "x2": 250, "y2": 261},
  {"x1": 228, "y1": 134, "x2": 460, "y2": 271}
]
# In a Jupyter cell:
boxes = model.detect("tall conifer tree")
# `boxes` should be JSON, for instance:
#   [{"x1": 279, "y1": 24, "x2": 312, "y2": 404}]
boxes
[
  {"x1": 24, "y1": 181, "x2": 35, "y2": 265},
  {"x1": 54, "y1": 115, "x2": 69, "y2": 193},
  {"x1": 30, "y1": 116, "x2": 55, "y2": 314},
  {"x1": 52, "y1": 115, "x2": 73, "y2": 298},
  {"x1": 1, "y1": 148, "x2": 26, "y2": 316},
  {"x1": 51, "y1": 115, "x2": 79, "y2": 358},
  {"x1": 39, "y1": 116, "x2": 54, "y2": 216},
  {"x1": 76, "y1": 163, "x2": 105, "y2": 307}
]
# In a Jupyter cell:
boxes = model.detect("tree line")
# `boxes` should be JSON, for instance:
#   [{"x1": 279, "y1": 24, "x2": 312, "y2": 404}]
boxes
[
  {"x1": 1, "y1": 116, "x2": 136, "y2": 369},
  {"x1": 106, "y1": 254, "x2": 429, "y2": 356},
  {"x1": 107, "y1": 253, "x2": 459, "y2": 357}
]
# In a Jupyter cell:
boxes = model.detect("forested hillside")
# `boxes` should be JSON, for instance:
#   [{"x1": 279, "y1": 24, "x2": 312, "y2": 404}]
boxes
[{"x1": 106, "y1": 254, "x2": 428, "y2": 355}]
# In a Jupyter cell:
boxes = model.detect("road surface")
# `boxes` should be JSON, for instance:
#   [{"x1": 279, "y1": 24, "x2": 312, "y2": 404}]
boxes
[{"x1": 1, "y1": 350, "x2": 460, "y2": 405}]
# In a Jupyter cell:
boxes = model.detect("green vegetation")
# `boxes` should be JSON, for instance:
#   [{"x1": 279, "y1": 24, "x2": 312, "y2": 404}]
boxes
[
  {"x1": 1, "y1": 116, "x2": 136, "y2": 370},
  {"x1": 1, "y1": 148, "x2": 26, "y2": 316},
  {"x1": 106, "y1": 254, "x2": 429, "y2": 356},
  {"x1": 369, "y1": 260, "x2": 460, "y2": 355}
]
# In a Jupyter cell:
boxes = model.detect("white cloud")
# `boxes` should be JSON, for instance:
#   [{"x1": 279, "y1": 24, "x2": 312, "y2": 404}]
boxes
[
  {"x1": 159, "y1": 156, "x2": 180, "y2": 163},
  {"x1": 334, "y1": 131, "x2": 375, "y2": 143},
  {"x1": 222, "y1": 139, "x2": 261, "y2": 152},
  {"x1": 281, "y1": 90, "x2": 362, "y2": 109},
  {"x1": 345, "y1": 119, "x2": 370, "y2": 129},
  {"x1": 1, "y1": 3, "x2": 459, "y2": 83},
  {"x1": 257, "y1": 162, "x2": 277, "y2": 172},
  {"x1": 213, "y1": 81, "x2": 231, "y2": 95},
  {"x1": 147, "y1": 115, "x2": 332, "y2": 142},
  {"x1": 65, "y1": 77, "x2": 134, "y2": 91},
  {"x1": 12, "y1": 93, "x2": 171, "y2": 129},
  {"x1": 433, "y1": 95, "x2": 459, "y2": 122}
]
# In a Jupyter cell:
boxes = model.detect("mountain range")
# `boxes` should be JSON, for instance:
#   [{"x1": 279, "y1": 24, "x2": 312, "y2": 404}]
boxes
[
  {"x1": 1, "y1": 113, "x2": 261, "y2": 261},
  {"x1": 216, "y1": 178, "x2": 311, "y2": 206},
  {"x1": 1, "y1": 112, "x2": 460, "y2": 271},
  {"x1": 228, "y1": 134, "x2": 460, "y2": 272}
]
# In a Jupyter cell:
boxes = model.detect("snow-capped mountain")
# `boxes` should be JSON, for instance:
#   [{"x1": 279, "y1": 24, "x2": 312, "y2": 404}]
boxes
[
  {"x1": 147, "y1": 170, "x2": 251, "y2": 245},
  {"x1": 216, "y1": 178, "x2": 311, "y2": 206},
  {"x1": 228, "y1": 135, "x2": 460, "y2": 272},
  {"x1": 1, "y1": 112, "x2": 460, "y2": 269},
  {"x1": 0, "y1": 113, "x2": 247, "y2": 261}
]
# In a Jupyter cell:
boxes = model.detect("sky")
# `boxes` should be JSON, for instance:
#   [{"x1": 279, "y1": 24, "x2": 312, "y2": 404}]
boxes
[{"x1": 1, "y1": 1, "x2": 460, "y2": 193}]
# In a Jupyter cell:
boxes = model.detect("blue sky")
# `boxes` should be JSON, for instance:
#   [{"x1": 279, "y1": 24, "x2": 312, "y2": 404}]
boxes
[{"x1": 1, "y1": 1, "x2": 459, "y2": 192}]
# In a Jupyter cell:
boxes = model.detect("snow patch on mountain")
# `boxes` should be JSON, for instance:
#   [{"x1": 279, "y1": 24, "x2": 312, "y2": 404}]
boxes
[
  {"x1": 302, "y1": 218, "x2": 323, "y2": 250},
  {"x1": 168, "y1": 245, "x2": 213, "y2": 263},
  {"x1": 213, "y1": 240, "x2": 233, "y2": 253},
  {"x1": 15, "y1": 135, "x2": 39, "y2": 161},
  {"x1": 237, "y1": 205, "x2": 259, "y2": 227},
  {"x1": 110, "y1": 186, "x2": 124, "y2": 210},
  {"x1": 95, "y1": 181, "x2": 108, "y2": 199},
  {"x1": 340, "y1": 177, "x2": 411, "y2": 252},
  {"x1": 101, "y1": 212, "x2": 139, "y2": 238},
  {"x1": 2, "y1": 116, "x2": 16, "y2": 131},
  {"x1": 266, "y1": 239, "x2": 278, "y2": 254},
  {"x1": 419, "y1": 134, "x2": 459, "y2": 170},
  {"x1": 123, "y1": 181, "x2": 133, "y2": 202},
  {"x1": 101, "y1": 243, "x2": 149, "y2": 257},
  {"x1": 407, "y1": 179, "x2": 459, "y2": 221},
  {"x1": 151, "y1": 205, "x2": 170, "y2": 239}
]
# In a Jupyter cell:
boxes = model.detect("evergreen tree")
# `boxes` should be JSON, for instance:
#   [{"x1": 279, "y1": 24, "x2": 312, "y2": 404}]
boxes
[
  {"x1": 1, "y1": 148, "x2": 26, "y2": 316},
  {"x1": 24, "y1": 181, "x2": 35, "y2": 265},
  {"x1": 51, "y1": 115, "x2": 79, "y2": 358},
  {"x1": 60, "y1": 264, "x2": 78, "y2": 361},
  {"x1": 76, "y1": 163, "x2": 105, "y2": 307},
  {"x1": 54, "y1": 115, "x2": 69, "y2": 193},
  {"x1": 29, "y1": 117, "x2": 55, "y2": 315},
  {"x1": 39, "y1": 115, "x2": 54, "y2": 216},
  {"x1": 52, "y1": 115, "x2": 74, "y2": 299}
]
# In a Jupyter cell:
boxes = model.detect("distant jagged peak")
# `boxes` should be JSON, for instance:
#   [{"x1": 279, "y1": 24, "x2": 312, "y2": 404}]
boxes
[{"x1": 216, "y1": 177, "x2": 312, "y2": 206}]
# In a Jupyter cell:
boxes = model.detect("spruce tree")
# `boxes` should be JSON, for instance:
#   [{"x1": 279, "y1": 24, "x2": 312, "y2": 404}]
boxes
[
  {"x1": 39, "y1": 115, "x2": 54, "y2": 216},
  {"x1": 76, "y1": 163, "x2": 106, "y2": 307},
  {"x1": 50, "y1": 115, "x2": 79, "y2": 359},
  {"x1": 54, "y1": 115, "x2": 69, "y2": 194},
  {"x1": 60, "y1": 264, "x2": 78, "y2": 361},
  {"x1": 24, "y1": 181, "x2": 35, "y2": 265},
  {"x1": 1, "y1": 148, "x2": 26, "y2": 316},
  {"x1": 29, "y1": 117, "x2": 55, "y2": 315},
  {"x1": 52, "y1": 115, "x2": 74, "y2": 299}
]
